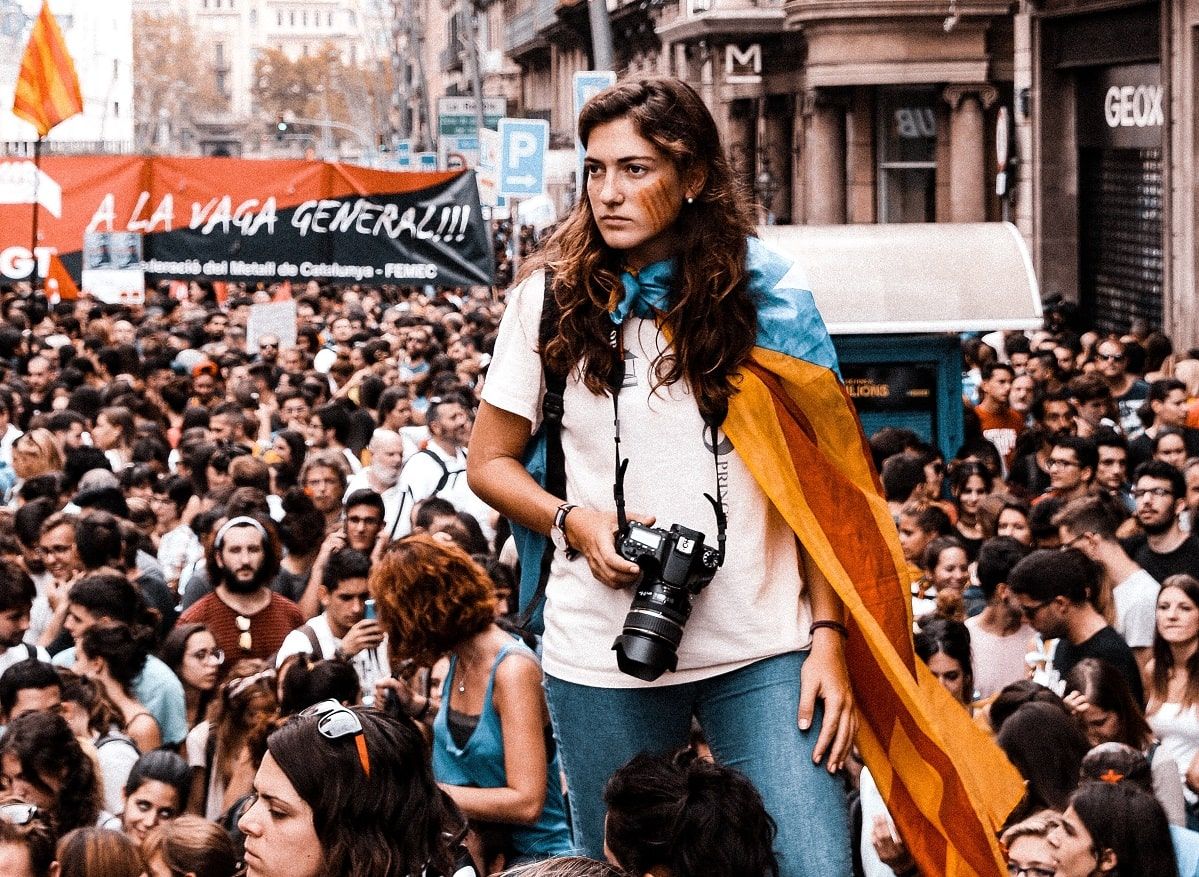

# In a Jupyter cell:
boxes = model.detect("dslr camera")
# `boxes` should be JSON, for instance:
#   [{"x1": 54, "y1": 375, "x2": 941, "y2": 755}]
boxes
[{"x1": 611, "y1": 521, "x2": 721, "y2": 681}]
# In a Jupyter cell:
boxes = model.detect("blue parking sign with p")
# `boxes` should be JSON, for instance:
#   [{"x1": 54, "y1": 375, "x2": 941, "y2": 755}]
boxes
[{"x1": 498, "y1": 118, "x2": 549, "y2": 197}]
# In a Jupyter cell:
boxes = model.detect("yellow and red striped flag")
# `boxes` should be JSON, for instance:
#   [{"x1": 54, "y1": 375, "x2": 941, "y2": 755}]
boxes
[
  {"x1": 12, "y1": 1, "x2": 84, "y2": 137},
  {"x1": 722, "y1": 240, "x2": 1025, "y2": 877}
]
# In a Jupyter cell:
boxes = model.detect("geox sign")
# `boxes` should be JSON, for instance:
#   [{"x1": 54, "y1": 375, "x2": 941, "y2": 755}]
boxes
[{"x1": 1078, "y1": 63, "x2": 1163, "y2": 149}]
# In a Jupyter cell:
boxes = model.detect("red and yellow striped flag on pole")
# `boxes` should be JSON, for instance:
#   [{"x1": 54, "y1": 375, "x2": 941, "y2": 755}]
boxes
[{"x1": 12, "y1": 1, "x2": 84, "y2": 137}]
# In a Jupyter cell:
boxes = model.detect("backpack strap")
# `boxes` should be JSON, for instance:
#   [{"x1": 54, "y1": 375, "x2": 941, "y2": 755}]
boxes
[
  {"x1": 416, "y1": 447, "x2": 453, "y2": 494},
  {"x1": 516, "y1": 269, "x2": 565, "y2": 631},
  {"x1": 301, "y1": 623, "x2": 323, "y2": 658}
]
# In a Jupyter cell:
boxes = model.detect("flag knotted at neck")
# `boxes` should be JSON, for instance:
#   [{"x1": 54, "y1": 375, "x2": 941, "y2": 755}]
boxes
[{"x1": 609, "y1": 257, "x2": 678, "y2": 324}]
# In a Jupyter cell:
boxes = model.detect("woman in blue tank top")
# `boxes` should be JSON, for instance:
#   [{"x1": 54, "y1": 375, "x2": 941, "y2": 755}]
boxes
[{"x1": 371, "y1": 534, "x2": 572, "y2": 867}]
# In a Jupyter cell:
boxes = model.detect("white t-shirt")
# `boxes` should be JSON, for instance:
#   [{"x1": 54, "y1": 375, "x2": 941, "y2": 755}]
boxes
[
  {"x1": 396, "y1": 442, "x2": 496, "y2": 541},
  {"x1": 483, "y1": 270, "x2": 810, "y2": 688},
  {"x1": 964, "y1": 616, "x2": 1036, "y2": 700},
  {"x1": 0, "y1": 642, "x2": 50, "y2": 675},
  {"x1": 275, "y1": 613, "x2": 388, "y2": 707},
  {"x1": 1112, "y1": 568, "x2": 1160, "y2": 649}
]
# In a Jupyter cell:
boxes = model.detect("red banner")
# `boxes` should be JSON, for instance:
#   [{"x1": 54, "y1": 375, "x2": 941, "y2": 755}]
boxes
[{"x1": 0, "y1": 155, "x2": 494, "y2": 289}]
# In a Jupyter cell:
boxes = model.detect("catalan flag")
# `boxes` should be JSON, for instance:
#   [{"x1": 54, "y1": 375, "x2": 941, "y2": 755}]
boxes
[
  {"x1": 721, "y1": 238, "x2": 1025, "y2": 877},
  {"x1": 12, "y1": 2, "x2": 83, "y2": 138}
]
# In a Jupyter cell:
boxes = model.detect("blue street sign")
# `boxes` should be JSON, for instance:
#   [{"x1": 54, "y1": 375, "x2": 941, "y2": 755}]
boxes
[
  {"x1": 574, "y1": 72, "x2": 617, "y2": 195},
  {"x1": 573, "y1": 71, "x2": 617, "y2": 125},
  {"x1": 498, "y1": 117, "x2": 549, "y2": 197}
]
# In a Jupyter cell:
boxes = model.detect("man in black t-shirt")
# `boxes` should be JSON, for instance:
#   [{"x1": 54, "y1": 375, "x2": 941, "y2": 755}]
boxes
[
  {"x1": 1121, "y1": 460, "x2": 1199, "y2": 584},
  {"x1": 1009, "y1": 547, "x2": 1143, "y2": 702}
]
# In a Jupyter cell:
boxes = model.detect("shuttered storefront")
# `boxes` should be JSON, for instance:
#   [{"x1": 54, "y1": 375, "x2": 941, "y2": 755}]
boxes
[{"x1": 1077, "y1": 145, "x2": 1164, "y2": 333}]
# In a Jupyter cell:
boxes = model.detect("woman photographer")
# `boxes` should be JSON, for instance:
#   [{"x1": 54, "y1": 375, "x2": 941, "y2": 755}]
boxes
[{"x1": 467, "y1": 76, "x2": 854, "y2": 875}]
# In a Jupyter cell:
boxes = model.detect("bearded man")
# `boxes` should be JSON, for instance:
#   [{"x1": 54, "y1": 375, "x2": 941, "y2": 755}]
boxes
[{"x1": 178, "y1": 515, "x2": 303, "y2": 667}]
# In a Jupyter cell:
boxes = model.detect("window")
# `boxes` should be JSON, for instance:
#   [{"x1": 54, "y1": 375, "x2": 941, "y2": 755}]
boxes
[
  {"x1": 277, "y1": 10, "x2": 283, "y2": 25},
  {"x1": 216, "y1": 42, "x2": 225, "y2": 65},
  {"x1": 876, "y1": 88, "x2": 937, "y2": 223},
  {"x1": 112, "y1": 100, "x2": 120, "y2": 118},
  {"x1": 302, "y1": 10, "x2": 308, "y2": 25}
]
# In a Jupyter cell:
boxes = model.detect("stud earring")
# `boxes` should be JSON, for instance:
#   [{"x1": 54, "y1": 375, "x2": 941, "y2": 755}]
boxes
[{"x1": 686, "y1": 196, "x2": 695, "y2": 204}]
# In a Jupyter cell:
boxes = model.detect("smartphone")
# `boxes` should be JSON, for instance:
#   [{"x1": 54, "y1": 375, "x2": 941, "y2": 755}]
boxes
[{"x1": 364, "y1": 599, "x2": 377, "y2": 621}]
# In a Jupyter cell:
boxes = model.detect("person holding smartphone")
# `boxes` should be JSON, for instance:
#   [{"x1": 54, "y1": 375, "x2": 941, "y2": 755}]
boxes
[{"x1": 275, "y1": 548, "x2": 387, "y2": 706}]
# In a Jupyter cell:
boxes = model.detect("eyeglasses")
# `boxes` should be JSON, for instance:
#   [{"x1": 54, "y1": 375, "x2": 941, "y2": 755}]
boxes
[
  {"x1": 300, "y1": 699, "x2": 371, "y2": 778},
  {"x1": 190, "y1": 648, "x2": 225, "y2": 665},
  {"x1": 1060, "y1": 532, "x2": 1091, "y2": 551},
  {"x1": 1019, "y1": 599, "x2": 1053, "y2": 620},
  {"x1": 1095, "y1": 352, "x2": 1125, "y2": 363},
  {"x1": 1007, "y1": 865, "x2": 1055, "y2": 877},
  {"x1": 0, "y1": 802, "x2": 41, "y2": 825},
  {"x1": 1047, "y1": 458, "x2": 1080, "y2": 469},
  {"x1": 1132, "y1": 486, "x2": 1174, "y2": 500},
  {"x1": 235, "y1": 615, "x2": 252, "y2": 652}
]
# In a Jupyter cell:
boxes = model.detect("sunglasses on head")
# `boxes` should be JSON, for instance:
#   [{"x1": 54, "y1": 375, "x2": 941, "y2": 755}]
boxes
[{"x1": 300, "y1": 699, "x2": 371, "y2": 777}]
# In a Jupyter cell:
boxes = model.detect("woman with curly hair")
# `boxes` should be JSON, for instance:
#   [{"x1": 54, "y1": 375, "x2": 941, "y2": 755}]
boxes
[
  {"x1": 0, "y1": 710, "x2": 103, "y2": 836},
  {"x1": 466, "y1": 76, "x2": 855, "y2": 874},
  {"x1": 372, "y1": 534, "x2": 570, "y2": 867}
]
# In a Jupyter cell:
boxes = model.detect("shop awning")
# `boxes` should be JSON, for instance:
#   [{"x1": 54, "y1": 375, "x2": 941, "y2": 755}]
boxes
[{"x1": 757, "y1": 222, "x2": 1043, "y2": 335}]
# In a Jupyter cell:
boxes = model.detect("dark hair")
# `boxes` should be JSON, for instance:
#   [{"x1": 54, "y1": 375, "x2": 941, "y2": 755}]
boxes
[
  {"x1": 324, "y1": 548, "x2": 371, "y2": 592},
  {"x1": 988, "y1": 680, "x2": 1070, "y2": 733},
  {"x1": 344, "y1": 489, "x2": 385, "y2": 519},
  {"x1": 1069, "y1": 781, "x2": 1180, "y2": 877},
  {"x1": 950, "y1": 460, "x2": 994, "y2": 496},
  {"x1": 1, "y1": 711, "x2": 100, "y2": 834},
  {"x1": 0, "y1": 557, "x2": 36, "y2": 612},
  {"x1": 1049, "y1": 434, "x2": 1098, "y2": 474},
  {"x1": 79, "y1": 619, "x2": 156, "y2": 693},
  {"x1": 1052, "y1": 492, "x2": 1127, "y2": 541},
  {"x1": 413, "y1": 497, "x2": 457, "y2": 530},
  {"x1": 880, "y1": 454, "x2": 926, "y2": 503},
  {"x1": 898, "y1": 502, "x2": 953, "y2": 537},
  {"x1": 1079, "y1": 743, "x2": 1153, "y2": 790},
  {"x1": 315, "y1": 403, "x2": 352, "y2": 445},
  {"x1": 914, "y1": 617, "x2": 973, "y2": 701},
  {"x1": 532, "y1": 77, "x2": 757, "y2": 422},
  {"x1": 153, "y1": 475, "x2": 194, "y2": 516},
  {"x1": 996, "y1": 701, "x2": 1089, "y2": 822},
  {"x1": 922, "y1": 536, "x2": 967, "y2": 580},
  {"x1": 603, "y1": 751, "x2": 778, "y2": 877},
  {"x1": 1007, "y1": 548, "x2": 1097, "y2": 604},
  {"x1": 980, "y1": 361, "x2": 1014, "y2": 382},
  {"x1": 204, "y1": 513, "x2": 281, "y2": 589},
  {"x1": 975, "y1": 537, "x2": 1030, "y2": 601},
  {"x1": 76, "y1": 511, "x2": 124, "y2": 571},
  {"x1": 266, "y1": 707, "x2": 466, "y2": 877},
  {"x1": 13, "y1": 497, "x2": 55, "y2": 549},
  {"x1": 0, "y1": 659, "x2": 62, "y2": 717},
  {"x1": 1151, "y1": 574, "x2": 1199, "y2": 708},
  {"x1": 62, "y1": 446, "x2": 111, "y2": 494},
  {"x1": 124, "y1": 749, "x2": 191, "y2": 803},
  {"x1": 278, "y1": 657, "x2": 360, "y2": 715},
  {"x1": 1132, "y1": 458, "x2": 1186, "y2": 498},
  {"x1": 67, "y1": 573, "x2": 159, "y2": 629},
  {"x1": 277, "y1": 488, "x2": 326, "y2": 556},
  {"x1": 1064, "y1": 658, "x2": 1152, "y2": 748},
  {"x1": 1028, "y1": 495, "x2": 1063, "y2": 543}
]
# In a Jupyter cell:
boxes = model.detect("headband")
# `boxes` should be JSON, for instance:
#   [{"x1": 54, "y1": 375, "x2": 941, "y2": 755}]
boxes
[{"x1": 214, "y1": 515, "x2": 269, "y2": 549}]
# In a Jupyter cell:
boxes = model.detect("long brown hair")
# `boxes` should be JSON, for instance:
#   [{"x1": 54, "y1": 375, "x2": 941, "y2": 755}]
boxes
[
  {"x1": 1151, "y1": 574, "x2": 1199, "y2": 708},
  {"x1": 522, "y1": 77, "x2": 758, "y2": 421}
]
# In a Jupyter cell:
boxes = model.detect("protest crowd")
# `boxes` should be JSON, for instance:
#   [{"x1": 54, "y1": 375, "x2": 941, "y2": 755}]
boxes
[{"x1": 0, "y1": 79, "x2": 1196, "y2": 877}]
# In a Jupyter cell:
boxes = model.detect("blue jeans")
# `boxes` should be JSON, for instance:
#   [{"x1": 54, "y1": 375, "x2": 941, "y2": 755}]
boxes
[{"x1": 544, "y1": 651, "x2": 851, "y2": 877}]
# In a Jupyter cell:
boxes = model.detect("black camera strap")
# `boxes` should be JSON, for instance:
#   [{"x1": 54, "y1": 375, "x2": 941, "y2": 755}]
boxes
[{"x1": 609, "y1": 328, "x2": 726, "y2": 567}]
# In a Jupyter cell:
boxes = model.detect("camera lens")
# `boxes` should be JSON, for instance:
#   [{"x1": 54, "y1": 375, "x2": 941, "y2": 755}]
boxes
[{"x1": 613, "y1": 599, "x2": 689, "y2": 681}]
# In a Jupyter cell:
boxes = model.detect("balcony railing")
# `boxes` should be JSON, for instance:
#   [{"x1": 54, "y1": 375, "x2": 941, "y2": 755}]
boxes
[{"x1": 506, "y1": 0, "x2": 558, "y2": 53}]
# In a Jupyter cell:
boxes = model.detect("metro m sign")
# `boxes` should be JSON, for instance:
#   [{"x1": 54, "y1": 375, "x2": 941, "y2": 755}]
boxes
[{"x1": 725, "y1": 44, "x2": 762, "y2": 84}]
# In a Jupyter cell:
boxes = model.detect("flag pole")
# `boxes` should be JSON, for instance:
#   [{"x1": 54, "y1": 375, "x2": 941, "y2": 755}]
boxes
[{"x1": 29, "y1": 136, "x2": 42, "y2": 297}]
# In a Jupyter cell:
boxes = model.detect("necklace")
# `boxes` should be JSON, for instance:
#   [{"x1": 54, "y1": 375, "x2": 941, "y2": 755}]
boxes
[{"x1": 455, "y1": 653, "x2": 469, "y2": 694}]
